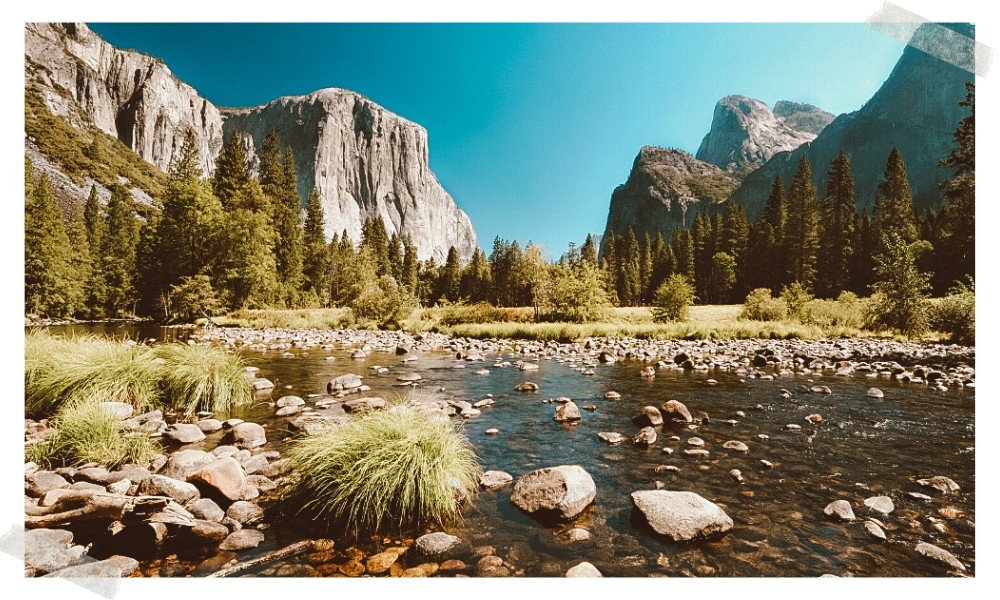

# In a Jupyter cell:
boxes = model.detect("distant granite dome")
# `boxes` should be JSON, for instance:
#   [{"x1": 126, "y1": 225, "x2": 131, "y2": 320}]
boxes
[
  {"x1": 695, "y1": 95, "x2": 825, "y2": 171},
  {"x1": 772, "y1": 101, "x2": 835, "y2": 136},
  {"x1": 24, "y1": 22, "x2": 478, "y2": 263},
  {"x1": 731, "y1": 22, "x2": 974, "y2": 219}
]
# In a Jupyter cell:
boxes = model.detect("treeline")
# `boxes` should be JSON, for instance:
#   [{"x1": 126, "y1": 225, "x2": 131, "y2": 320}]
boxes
[
  {"x1": 601, "y1": 83, "x2": 974, "y2": 305},
  {"x1": 25, "y1": 84, "x2": 974, "y2": 324}
]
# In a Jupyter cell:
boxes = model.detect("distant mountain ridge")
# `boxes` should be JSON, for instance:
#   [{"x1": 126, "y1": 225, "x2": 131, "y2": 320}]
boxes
[{"x1": 23, "y1": 22, "x2": 478, "y2": 262}]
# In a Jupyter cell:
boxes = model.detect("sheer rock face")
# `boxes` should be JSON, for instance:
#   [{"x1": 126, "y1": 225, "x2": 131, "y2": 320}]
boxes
[
  {"x1": 696, "y1": 95, "x2": 823, "y2": 170},
  {"x1": 24, "y1": 23, "x2": 478, "y2": 263},
  {"x1": 602, "y1": 146, "x2": 739, "y2": 244},
  {"x1": 25, "y1": 22, "x2": 223, "y2": 176},
  {"x1": 731, "y1": 23, "x2": 973, "y2": 219},
  {"x1": 222, "y1": 89, "x2": 478, "y2": 262}
]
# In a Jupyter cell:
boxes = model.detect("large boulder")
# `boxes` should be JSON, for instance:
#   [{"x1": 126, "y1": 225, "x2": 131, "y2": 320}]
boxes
[
  {"x1": 231, "y1": 422, "x2": 266, "y2": 449},
  {"x1": 163, "y1": 423, "x2": 207, "y2": 445},
  {"x1": 138, "y1": 475, "x2": 200, "y2": 504},
  {"x1": 415, "y1": 532, "x2": 463, "y2": 558},
  {"x1": 510, "y1": 465, "x2": 596, "y2": 521},
  {"x1": 915, "y1": 542, "x2": 966, "y2": 572},
  {"x1": 918, "y1": 476, "x2": 961, "y2": 495},
  {"x1": 327, "y1": 374, "x2": 363, "y2": 393},
  {"x1": 630, "y1": 490, "x2": 734, "y2": 541},
  {"x1": 25, "y1": 471, "x2": 69, "y2": 497},
  {"x1": 343, "y1": 397, "x2": 386, "y2": 414},
  {"x1": 188, "y1": 457, "x2": 252, "y2": 502},
  {"x1": 632, "y1": 406, "x2": 663, "y2": 427},
  {"x1": 660, "y1": 400, "x2": 693, "y2": 423},
  {"x1": 553, "y1": 400, "x2": 582, "y2": 423},
  {"x1": 24, "y1": 529, "x2": 86, "y2": 574},
  {"x1": 160, "y1": 450, "x2": 217, "y2": 480}
]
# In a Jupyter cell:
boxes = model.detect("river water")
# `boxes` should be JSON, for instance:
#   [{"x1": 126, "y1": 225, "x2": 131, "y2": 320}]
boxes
[{"x1": 37, "y1": 324, "x2": 975, "y2": 577}]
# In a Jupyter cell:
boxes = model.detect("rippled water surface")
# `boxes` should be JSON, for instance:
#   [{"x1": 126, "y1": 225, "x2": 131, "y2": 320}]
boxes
[{"x1": 41, "y1": 324, "x2": 976, "y2": 577}]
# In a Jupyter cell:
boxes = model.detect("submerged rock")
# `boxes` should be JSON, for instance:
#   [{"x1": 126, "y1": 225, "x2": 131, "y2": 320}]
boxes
[
  {"x1": 633, "y1": 427, "x2": 657, "y2": 447},
  {"x1": 565, "y1": 562, "x2": 602, "y2": 577},
  {"x1": 415, "y1": 532, "x2": 462, "y2": 557},
  {"x1": 630, "y1": 490, "x2": 734, "y2": 541},
  {"x1": 481, "y1": 470, "x2": 514, "y2": 491},
  {"x1": 918, "y1": 476, "x2": 960, "y2": 495},
  {"x1": 915, "y1": 542, "x2": 966, "y2": 572},
  {"x1": 511, "y1": 465, "x2": 596, "y2": 521},
  {"x1": 824, "y1": 500, "x2": 856, "y2": 521},
  {"x1": 598, "y1": 432, "x2": 627, "y2": 446},
  {"x1": 327, "y1": 374, "x2": 363, "y2": 393}
]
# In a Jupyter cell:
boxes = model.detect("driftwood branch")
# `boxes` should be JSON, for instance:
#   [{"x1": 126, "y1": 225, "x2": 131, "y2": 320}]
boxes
[
  {"x1": 24, "y1": 493, "x2": 170, "y2": 529},
  {"x1": 206, "y1": 540, "x2": 315, "y2": 578}
]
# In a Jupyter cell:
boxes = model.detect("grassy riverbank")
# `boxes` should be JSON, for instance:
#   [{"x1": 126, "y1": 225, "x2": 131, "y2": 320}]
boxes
[{"x1": 214, "y1": 304, "x2": 929, "y2": 342}]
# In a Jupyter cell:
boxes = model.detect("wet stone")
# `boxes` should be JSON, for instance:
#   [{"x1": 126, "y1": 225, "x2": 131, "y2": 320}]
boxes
[
  {"x1": 918, "y1": 476, "x2": 960, "y2": 495},
  {"x1": 863, "y1": 495, "x2": 895, "y2": 515},
  {"x1": 481, "y1": 470, "x2": 514, "y2": 491},
  {"x1": 824, "y1": 500, "x2": 856, "y2": 521},
  {"x1": 723, "y1": 440, "x2": 749, "y2": 453},
  {"x1": 915, "y1": 542, "x2": 966, "y2": 572}
]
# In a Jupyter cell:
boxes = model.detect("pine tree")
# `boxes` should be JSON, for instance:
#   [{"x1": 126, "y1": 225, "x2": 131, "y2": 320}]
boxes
[
  {"x1": 580, "y1": 233, "x2": 598, "y2": 266},
  {"x1": 270, "y1": 147, "x2": 304, "y2": 302},
  {"x1": 301, "y1": 188, "x2": 330, "y2": 302},
  {"x1": 748, "y1": 174, "x2": 787, "y2": 292},
  {"x1": 402, "y1": 235, "x2": 419, "y2": 295},
  {"x1": 599, "y1": 231, "x2": 619, "y2": 305},
  {"x1": 439, "y1": 246, "x2": 462, "y2": 302},
  {"x1": 257, "y1": 129, "x2": 284, "y2": 193},
  {"x1": 460, "y1": 247, "x2": 492, "y2": 303},
  {"x1": 100, "y1": 186, "x2": 139, "y2": 317},
  {"x1": 868, "y1": 231, "x2": 931, "y2": 337},
  {"x1": 710, "y1": 252, "x2": 737, "y2": 304},
  {"x1": 82, "y1": 186, "x2": 107, "y2": 318},
  {"x1": 155, "y1": 176, "x2": 225, "y2": 288},
  {"x1": 619, "y1": 227, "x2": 641, "y2": 305},
  {"x1": 649, "y1": 232, "x2": 673, "y2": 294},
  {"x1": 212, "y1": 131, "x2": 253, "y2": 208},
  {"x1": 217, "y1": 209, "x2": 278, "y2": 309},
  {"x1": 64, "y1": 203, "x2": 91, "y2": 317},
  {"x1": 169, "y1": 128, "x2": 202, "y2": 181},
  {"x1": 873, "y1": 147, "x2": 918, "y2": 250},
  {"x1": 850, "y1": 211, "x2": 876, "y2": 295},
  {"x1": 721, "y1": 202, "x2": 750, "y2": 297},
  {"x1": 639, "y1": 233, "x2": 653, "y2": 303},
  {"x1": 670, "y1": 227, "x2": 695, "y2": 284},
  {"x1": 24, "y1": 165, "x2": 76, "y2": 317},
  {"x1": 783, "y1": 156, "x2": 820, "y2": 289},
  {"x1": 817, "y1": 151, "x2": 856, "y2": 297},
  {"x1": 387, "y1": 233, "x2": 403, "y2": 282},
  {"x1": 938, "y1": 81, "x2": 975, "y2": 287}
]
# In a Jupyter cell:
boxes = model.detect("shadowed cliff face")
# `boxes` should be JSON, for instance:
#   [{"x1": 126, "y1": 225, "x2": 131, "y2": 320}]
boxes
[
  {"x1": 696, "y1": 96, "x2": 825, "y2": 171},
  {"x1": 731, "y1": 23, "x2": 973, "y2": 220},
  {"x1": 222, "y1": 90, "x2": 477, "y2": 263},
  {"x1": 24, "y1": 22, "x2": 478, "y2": 263},
  {"x1": 603, "y1": 147, "x2": 740, "y2": 243}
]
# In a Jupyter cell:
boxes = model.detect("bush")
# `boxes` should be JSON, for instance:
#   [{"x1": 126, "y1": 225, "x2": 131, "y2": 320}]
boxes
[
  {"x1": 170, "y1": 275, "x2": 221, "y2": 322},
  {"x1": 155, "y1": 343, "x2": 254, "y2": 417},
  {"x1": 287, "y1": 403, "x2": 482, "y2": 534},
  {"x1": 741, "y1": 288, "x2": 787, "y2": 321},
  {"x1": 545, "y1": 261, "x2": 612, "y2": 323},
  {"x1": 929, "y1": 279, "x2": 975, "y2": 345},
  {"x1": 27, "y1": 399, "x2": 161, "y2": 468},
  {"x1": 801, "y1": 292, "x2": 864, "y2": 328},
  {"x1": 780, "y1": 282, "x2": 814, "y2": 322},
  {"x1": 865, "y1": 233, "x2": 931, "y2": 337},
  {"x1": 651, "y1": 274, "x2": 696, "y2": 322},
  {"x1": 25, "y1": 333, "x2": 164, "y2": 418},
  {"x1": 438, "y1": 302, "x2": 504, "y2": 326},
  {"x1": 351, "y1": 275, "x2": 417, "y2": 329}
]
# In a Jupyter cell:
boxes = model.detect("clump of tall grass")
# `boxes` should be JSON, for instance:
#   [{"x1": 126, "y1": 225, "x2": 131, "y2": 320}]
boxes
[
  {"x1": 287, "y1": 403, "x2": 482, "y2": 535},
  {"x1": 27, "y1": 398, "x2": 161, "y2": 468},
  {"x1": 222, "y1": 307, "x2": 352, "y2": 330},
  {"x1": 155, "y1": 343, "x2": 255, "y2": 417},
  {"x1": 741, "y1": 288, "x2": 788, "y2": 321},
  {"x1": 25, "y1": 332, "x2": 164, "y2": 418}
]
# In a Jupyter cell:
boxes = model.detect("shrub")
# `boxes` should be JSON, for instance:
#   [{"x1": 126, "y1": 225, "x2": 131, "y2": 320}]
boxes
[
  {"x1": 170, "y1": 275, "x2": 221, "y2": 322},
  {"x1": 438, "y1": 302, "x2": 504, "y2": 326},
  {"x1": 651, "y1": 274, "x2": 696, "y2": 322},
  {"x1": 741, "y1": 288, "x2": 787, "y2": 321},
  {"x1": 865, "y1": 233, "x2": 931, "y2": 337},
  {"x1": 25, "y1": 334, "x2": 164, "y2": 418},
  {"x1": 780, "y1": 282, "x2": 814, "y2": 322},
  {"x1": 27, "y1": 399, "x2": 161, "y2": 468},
  {"x1": 287, "y1": 403, "x2": 482, "y2": 534},
  {"x1": 801, "y1": 292, "x2": 864, "y2": 328},
  {"x1": 351, "y1": 275, "x2": 417, "y2": 329},
  {"x1": 155, "y1": 343, "x2": 254, "y2": 417},
  {"x1": 545, "y1": 261, "x2": 612, "y2": 323},
  {"x1": 929, "y1": 279, "x2": 975, "y2": 345}
]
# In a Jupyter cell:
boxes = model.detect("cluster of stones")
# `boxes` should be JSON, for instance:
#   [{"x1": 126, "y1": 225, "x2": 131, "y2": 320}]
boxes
[{"x1": 24, "y1": 402, "x2": 287, "y2": 578}]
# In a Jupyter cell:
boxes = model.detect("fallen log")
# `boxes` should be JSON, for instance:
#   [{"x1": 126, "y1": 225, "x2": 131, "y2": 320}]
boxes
[
  {"x1": 206, "y1": 540, "x2": 314, "y2": 578},
  {"x1": 24, "y1": 493, "x2": 171, "y2": 529}
]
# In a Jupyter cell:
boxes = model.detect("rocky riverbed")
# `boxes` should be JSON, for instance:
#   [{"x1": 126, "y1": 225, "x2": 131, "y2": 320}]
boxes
[{"x1": 24, "y1": 326, "x2": 975, "y2": 577}]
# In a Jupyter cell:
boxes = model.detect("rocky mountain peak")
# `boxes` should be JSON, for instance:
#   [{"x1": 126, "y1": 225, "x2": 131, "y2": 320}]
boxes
[{"x1": 695, "y1": 95, "x2": 828, "y2": 171}]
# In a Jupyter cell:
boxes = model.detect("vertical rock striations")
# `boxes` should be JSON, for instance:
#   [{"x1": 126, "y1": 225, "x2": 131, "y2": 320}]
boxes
[
  {"x1": 24, "y1": 23, "x2": 478, "y2": 262},
  {"x1": 222, "y1": 90, "x2": 477, "y2": 262},
  {"x1": 25, "y1": 22, "x2": 223, "y2": 176}
]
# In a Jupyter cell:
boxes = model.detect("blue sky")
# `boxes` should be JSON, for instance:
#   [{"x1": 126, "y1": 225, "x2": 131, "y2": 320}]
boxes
[{"x1": 88, "y1": 22, "x2": 908, "y2": 257}]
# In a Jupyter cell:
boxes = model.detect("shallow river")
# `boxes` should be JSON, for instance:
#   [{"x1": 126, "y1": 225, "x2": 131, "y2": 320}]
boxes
[{"x1": 42, "y1": 324, "x2": 976, "y2": 577}]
